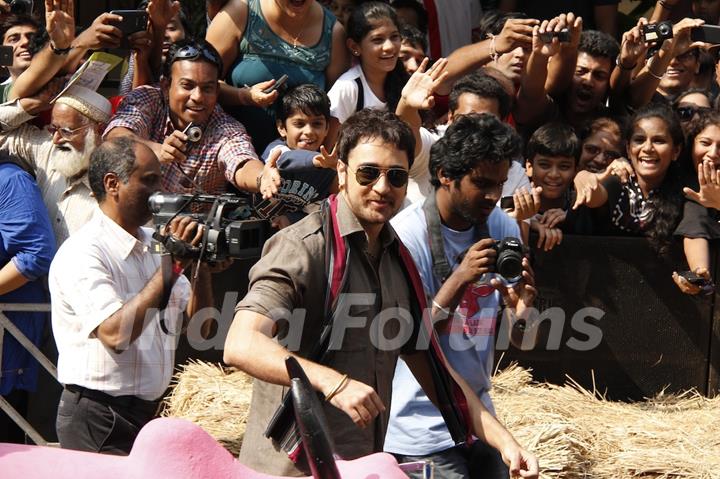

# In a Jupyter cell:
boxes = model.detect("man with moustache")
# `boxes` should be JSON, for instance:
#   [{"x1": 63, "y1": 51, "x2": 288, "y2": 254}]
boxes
[
  {"x1": 105, "y1": 38, "x2": 266, "y2": 196},
  {"x1": 0, "y1": 85, "x2": 111, "y2": 245},
  {"x1": 385, "y1": 113, "x2": 538, "y2": 479},
  {"x1": 223, "y1": 109, "x2": 538, "y2": 477},
  {"x1": 50, "y1": 136, "x2": 213, "y2": 454}
]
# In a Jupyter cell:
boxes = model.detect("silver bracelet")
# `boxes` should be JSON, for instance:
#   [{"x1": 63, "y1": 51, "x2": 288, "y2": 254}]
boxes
[{"x1": 432, "y1": 299, "x2": 452, "y2": 317}]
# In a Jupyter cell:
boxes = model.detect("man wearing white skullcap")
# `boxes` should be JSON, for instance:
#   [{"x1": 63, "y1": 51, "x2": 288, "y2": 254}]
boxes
[{"x1": 0, "y1": 84, "x2": 112, "y2": 246}]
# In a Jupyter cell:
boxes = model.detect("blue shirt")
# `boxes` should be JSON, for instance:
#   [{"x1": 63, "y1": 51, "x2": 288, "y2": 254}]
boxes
[
  {"x1": 384, "y1": 200, "x2": 520, "y2": 455},
  {"x1": 257, "y1": 139, "x2": 336, "y2": 223},
  {"x1": 0, "y1": 163, "x2": 55, "y2": 394}
]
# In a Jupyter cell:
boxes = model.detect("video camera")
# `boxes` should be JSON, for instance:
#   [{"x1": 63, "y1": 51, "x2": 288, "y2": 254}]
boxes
[{"x1": 149, "y1": 192, "x2": 270, "y2": 263}]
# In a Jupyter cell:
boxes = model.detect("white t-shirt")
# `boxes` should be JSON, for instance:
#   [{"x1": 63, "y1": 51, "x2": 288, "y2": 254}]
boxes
[
  {"x1": 328, "y1": 64, "x2": 387, "y2": 123},
  {"x1": 422, "y1": 0, "x2": 482, "y2": 58}
]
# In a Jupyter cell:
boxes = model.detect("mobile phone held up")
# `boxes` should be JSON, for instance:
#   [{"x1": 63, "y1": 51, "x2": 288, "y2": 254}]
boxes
[
  {"x1": 109, "y1": 10, "x2": 149, "y2": 36},
  {"x1": 262, "y1": 74, "x2": 288, "y2": 94},
  {"x1": 0, "y1": 46, "x2": 13, "y2": 67},
  {"x1": 691, "y1": 24, "x2": 720, "y2": 44}
]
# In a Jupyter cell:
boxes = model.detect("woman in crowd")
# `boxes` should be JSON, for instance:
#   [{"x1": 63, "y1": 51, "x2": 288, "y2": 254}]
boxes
[
  {"x1": 673, "y1": 87, "x2": 714, "y2": 133},
  {"x1": 572, "y1": 104, "x2": 686, "y2": 256},
  {"x1": 578, "y1": 117, "x2": 625, "y2": 173},
  {"x1": 206, "y1": 0, "x2": 348, "y2": 151},
  {"x1": 673, "y1": 110, "x2": 720, "y2": 294},
  {"x1": 325, "y1": 1, "x2": 409, "y2": 146}
]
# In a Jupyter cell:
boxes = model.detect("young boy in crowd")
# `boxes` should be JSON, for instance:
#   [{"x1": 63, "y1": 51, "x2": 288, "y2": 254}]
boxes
[
  {"x1": 259, "y1": 84, "x2": 338, "y2": 228},
  {"x1": 398, "y1": 24, "x2": 428, "y2": 75},
  {"x1": 525, "y1": 122, "x2": 580, "y2": 251}
]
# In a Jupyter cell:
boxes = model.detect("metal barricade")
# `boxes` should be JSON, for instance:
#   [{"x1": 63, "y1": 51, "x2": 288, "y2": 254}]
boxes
[{"x1": 0, "y1": 303, "x2": 55, "y2": 446}]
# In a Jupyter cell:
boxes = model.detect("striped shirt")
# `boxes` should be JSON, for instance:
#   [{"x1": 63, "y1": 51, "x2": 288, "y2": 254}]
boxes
[{"x1": 50, "y1": 211, "x2": 190, "y2": 400}]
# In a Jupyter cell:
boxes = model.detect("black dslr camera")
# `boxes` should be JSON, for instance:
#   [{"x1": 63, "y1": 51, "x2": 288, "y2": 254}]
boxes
[
  {"x1": 642, "y1": 21, "x2": 673, "y2": 43},
  {"x1": 494, "y1": 237, "x2": 527, "y2": 282},
  {"x1": 149, "y1": 192, "x2": 269, "y2": 263}
]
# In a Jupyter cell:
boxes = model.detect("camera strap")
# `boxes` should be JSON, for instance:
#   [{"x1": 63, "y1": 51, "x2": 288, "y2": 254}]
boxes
[
  {"x1": 422, "y1": 192, "x2": 488, "y2": 284},
  {"x1": 158, "y1": 253, "x2": 175, "y2": 335}
]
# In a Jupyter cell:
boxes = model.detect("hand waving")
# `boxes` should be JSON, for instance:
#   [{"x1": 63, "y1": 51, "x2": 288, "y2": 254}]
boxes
[
  {"x1": 684, "y1": 159, "x2": 720, "y2": 209},
  {"x1": 45, "y1": 0, "x2": 75, "y2": 50},
  {"x1": 400, "y1": 57, "x2": 449, "y2": 110}
]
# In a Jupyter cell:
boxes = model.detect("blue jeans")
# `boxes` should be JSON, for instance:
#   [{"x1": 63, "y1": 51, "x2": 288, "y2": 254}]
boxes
[{"x1": 393, "y1": 441, "x2": 509, "y2": 479}]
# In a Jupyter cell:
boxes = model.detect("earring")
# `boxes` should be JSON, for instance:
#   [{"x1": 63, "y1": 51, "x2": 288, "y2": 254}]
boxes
[{"x1": 353, "y1": 50, "x2": 359, "y2": 56}]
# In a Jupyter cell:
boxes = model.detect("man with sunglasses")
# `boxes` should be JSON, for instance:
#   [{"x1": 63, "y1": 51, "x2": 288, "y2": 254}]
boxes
[
  {"x1": 385, "y1": 113, "x2": 539, "y2": 479},
  {"x1": 105, "y1": 38, "x2": 267, "y2": 197},
  {"x1": 224, "y1": 109, "x2": 538, "y2": 477},
  {"x1": 0, "y1": 84, "x2": 112, "y2": 246}
]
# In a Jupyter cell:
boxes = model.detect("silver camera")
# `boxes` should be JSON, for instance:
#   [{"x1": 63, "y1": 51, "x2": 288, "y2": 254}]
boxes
[{"x1": 182, "y1": 122, "x2": 203, "y2": 143}]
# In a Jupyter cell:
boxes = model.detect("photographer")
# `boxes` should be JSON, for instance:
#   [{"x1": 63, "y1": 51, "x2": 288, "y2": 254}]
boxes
[
  {"x1": 105, "y1": 38, "x2": 268, "y2": 197},
  {"x1": 49, "y1": 136, "x2": 213, "y2": 455},
  {"x1": 384, "y1": 113, "x2": 538, "y2": 479},
  {"x1": 620, "y1": 17, "x2": 706, "y2": 109}
]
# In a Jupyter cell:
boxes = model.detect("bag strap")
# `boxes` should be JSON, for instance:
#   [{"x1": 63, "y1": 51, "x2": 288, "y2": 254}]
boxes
[
  {"x1": 354, "y1": 77, "x2": 364, "y2": 114},
  {"x1": 422, "y1": 192, "x2": 490, "y2": 283}
]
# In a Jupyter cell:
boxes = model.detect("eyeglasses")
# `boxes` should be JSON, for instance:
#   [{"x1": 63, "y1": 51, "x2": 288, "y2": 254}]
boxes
[
  {"x1": 47, "y1": 123, "x2": 92, "y2": 140},
  {"x1": 582, "y1": 144, "x2": 622, "y2": 161},
  {"x1": 169, "y1": 44, "x2": 223, "y2": 71},
  {"x1": 677, "y1": 105, "x2": 712, "y2": 121},
  {"x1": 347, "y1": 164, "x2": 409, "y2": 188}
]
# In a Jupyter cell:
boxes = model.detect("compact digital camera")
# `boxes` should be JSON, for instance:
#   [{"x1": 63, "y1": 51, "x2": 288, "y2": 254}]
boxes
[{"x1": 642, "y1": 21, "x2": 673, "y2": 43}]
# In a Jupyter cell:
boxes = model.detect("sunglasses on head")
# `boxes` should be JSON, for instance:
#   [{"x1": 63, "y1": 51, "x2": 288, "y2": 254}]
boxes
[
  {"x1": 347, "y1": 164, "x2": 409, "y2": 188},
  {"x1": 170, "y1": 44, "x2": 222, "y2": 70},
  {"x1": 677, "y1": 105, "x2": 711, "y2": 121}
]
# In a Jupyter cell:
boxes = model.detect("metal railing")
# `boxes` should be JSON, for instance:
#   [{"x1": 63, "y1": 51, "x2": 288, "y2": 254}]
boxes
[{"x1": 0, "y1": 303, "x2": 55, "y2": 446}]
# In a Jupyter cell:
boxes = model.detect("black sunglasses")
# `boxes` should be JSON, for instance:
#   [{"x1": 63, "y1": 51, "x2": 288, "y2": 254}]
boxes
[
  {"x1": 347, "y1": 164, "x2": 409, "y2": 188},
  {"x1": 170, "y1": 44, "x2": 223, "y2": 71},
  {"x1": 677, "y1": 105, "x2": 711, "y2": 121}
]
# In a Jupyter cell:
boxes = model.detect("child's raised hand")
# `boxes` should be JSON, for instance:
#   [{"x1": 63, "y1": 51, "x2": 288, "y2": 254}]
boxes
[
  {"x1": 400, "y1": 57, "x2": 449, "y2": 110},
  {"x1": 313, "y1": 145, "x2": 338, "y2": 170}
]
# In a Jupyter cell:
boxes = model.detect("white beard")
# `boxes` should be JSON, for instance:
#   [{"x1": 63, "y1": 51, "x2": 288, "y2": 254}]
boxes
[{"x1": 52, "y1": 130, "x2": 97, "y2": 179}]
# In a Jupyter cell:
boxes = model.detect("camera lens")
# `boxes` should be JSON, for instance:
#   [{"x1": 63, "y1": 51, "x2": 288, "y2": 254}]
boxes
[
  {"x1": 496, "y1": 251, "x2": 523, "y2": 282},
  {"x1": 187, "y1": 126, "x2": 203, "y2": 143}
]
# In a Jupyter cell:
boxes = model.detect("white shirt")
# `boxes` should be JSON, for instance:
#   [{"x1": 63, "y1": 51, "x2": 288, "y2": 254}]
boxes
[
  {"x1": 50, "y1": 211, "x2": 191, "y2": 400},
  {"x1": 0, "y1": 101, "x2": 97, "y2": 246},
  {"x1": 328, "y1": 64, "x2": 387, "y2": 123},
  {"x1": 422, "y1": 0, "x2": 482, "y2": 58}
]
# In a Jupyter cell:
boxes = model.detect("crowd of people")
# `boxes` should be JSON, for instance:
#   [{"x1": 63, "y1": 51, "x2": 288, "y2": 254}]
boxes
[{"x1": 1, "y1": 0, "x2": 718, "y2": 477}]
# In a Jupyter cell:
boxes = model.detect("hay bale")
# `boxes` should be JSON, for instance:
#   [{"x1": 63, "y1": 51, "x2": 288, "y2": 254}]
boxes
[
  {"x1": 492, "y1": 364, "x2": 720, "y2": 479},
  {"x1": 163, "y1": 360, "x2": 720, "y2": 477},
  {"x1": 162, "y1": 360, "x2": 253, "y2": 456}
]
